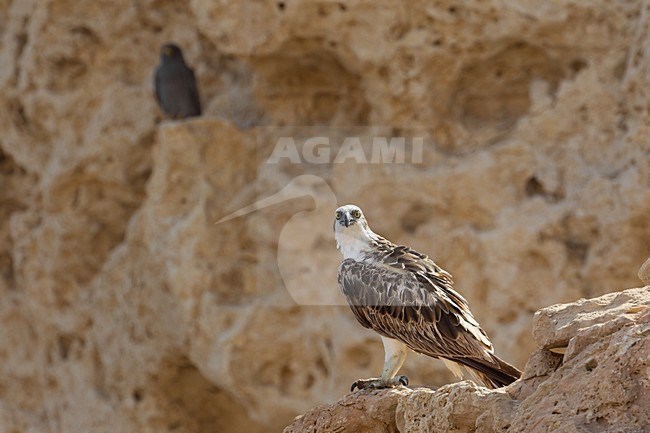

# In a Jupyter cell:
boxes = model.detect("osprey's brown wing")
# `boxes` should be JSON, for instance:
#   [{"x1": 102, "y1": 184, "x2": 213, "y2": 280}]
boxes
[{"x1": 338, "y1": 252, "x2": 521, "y2": 388}]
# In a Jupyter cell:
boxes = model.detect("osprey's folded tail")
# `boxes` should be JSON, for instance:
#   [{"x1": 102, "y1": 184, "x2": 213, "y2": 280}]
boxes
[{"x1": 450, "y1": 355, "x2": 522, "y2": 389}]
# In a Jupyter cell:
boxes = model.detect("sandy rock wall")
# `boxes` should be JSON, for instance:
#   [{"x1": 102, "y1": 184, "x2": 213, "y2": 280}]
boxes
[{"x1": 0, "y1": 0, "x2": 649, "y2": 432}]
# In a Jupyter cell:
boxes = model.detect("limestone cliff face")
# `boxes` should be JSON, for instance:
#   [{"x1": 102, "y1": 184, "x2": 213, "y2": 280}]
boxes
[{"x1": 0, "y1": 1, "x2": 649, "y2": 432}]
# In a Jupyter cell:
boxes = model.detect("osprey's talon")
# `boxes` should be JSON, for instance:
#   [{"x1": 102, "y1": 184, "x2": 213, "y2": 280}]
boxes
[
  {"x1": 397, "y1": 375, "x2": 409, "y2": 386},
  {"x1": 350, "y1": 378, "x2": 380, "y2": 391},
  {"x1": 350, "y1": 375, "x2": 409, "y2": 392}
]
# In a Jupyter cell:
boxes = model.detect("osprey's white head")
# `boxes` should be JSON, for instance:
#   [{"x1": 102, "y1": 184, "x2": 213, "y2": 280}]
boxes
[{"x1": 334, "y1": 204, "x2": 378, "y2": 260}]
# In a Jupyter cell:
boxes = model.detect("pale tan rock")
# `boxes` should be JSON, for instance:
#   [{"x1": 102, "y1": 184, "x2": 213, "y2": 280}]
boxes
[
  {"x1": 508, "y1": 348, "x2": 562, "y2": 401},
  {"x1": 510, "y1": 310, "x2": 650, "y2": 433},
  {"x1": 639, "y1": 258, "x2": 650, "y2": 285},
  {"x1": 396, "y1": 383, "x2": 517, "y2": 433},
  {"x1": 284, "y1": 388, "x2": 408, "y2": 433},
  {"x1": 532, "y1": 287, "x2": 650, "y2": 351}
]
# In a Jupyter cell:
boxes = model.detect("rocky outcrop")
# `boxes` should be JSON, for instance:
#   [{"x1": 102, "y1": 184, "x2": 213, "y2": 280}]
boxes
[
  {"x1": 639, "y1": 258, "x2": 650, "y2": 285},
  {"x1": 285, "y1": 286, "x2": 650, "y2": 433},
  {"x1": 1, "y1": 0, "x2": 650, "y2": 432}
]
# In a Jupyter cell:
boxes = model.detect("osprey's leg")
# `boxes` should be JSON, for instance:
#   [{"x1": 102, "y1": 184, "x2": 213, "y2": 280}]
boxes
[
  {"x1": 379, "y1": 337, "x2": 408, "y2": 381},
  {"x1": 351, "y1": 337, "x2": 409, "y2": 391}
]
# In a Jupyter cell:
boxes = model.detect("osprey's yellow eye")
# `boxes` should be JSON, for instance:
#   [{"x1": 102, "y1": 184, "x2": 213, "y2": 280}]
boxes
[
  {"x1": 352, "y1": 210, "x2": 361, "y2": 218},
  {"x1": 335, "y1": 211, "x2": 343, "y2": 220}
]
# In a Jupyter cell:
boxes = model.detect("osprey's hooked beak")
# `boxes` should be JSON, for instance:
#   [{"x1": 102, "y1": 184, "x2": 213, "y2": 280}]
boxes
[{"x1": 342, "y1": 212, "x2": 353, "y2": 227}]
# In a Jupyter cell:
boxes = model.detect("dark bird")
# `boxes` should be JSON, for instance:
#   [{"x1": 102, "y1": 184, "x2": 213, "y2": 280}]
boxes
[
  {"x1": 334, "y1": 204, "x2": 522, "y2": 391},
  {"x1": 154, "y1": 43, "x2": 201, "y2": 119}
]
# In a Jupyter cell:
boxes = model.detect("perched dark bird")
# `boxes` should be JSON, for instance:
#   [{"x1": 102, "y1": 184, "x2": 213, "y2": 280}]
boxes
[
  {"x1": 154, "y1": 43, "x2": 201, "y2": 119},
  {"x1": 334, "y1": 204, "x2": 522, "y2": 391}
]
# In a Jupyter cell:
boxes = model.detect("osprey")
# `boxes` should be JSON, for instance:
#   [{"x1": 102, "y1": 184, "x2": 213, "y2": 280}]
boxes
[{"x1": 334, "y1": 204, "x2": 521, "y2": 391}]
